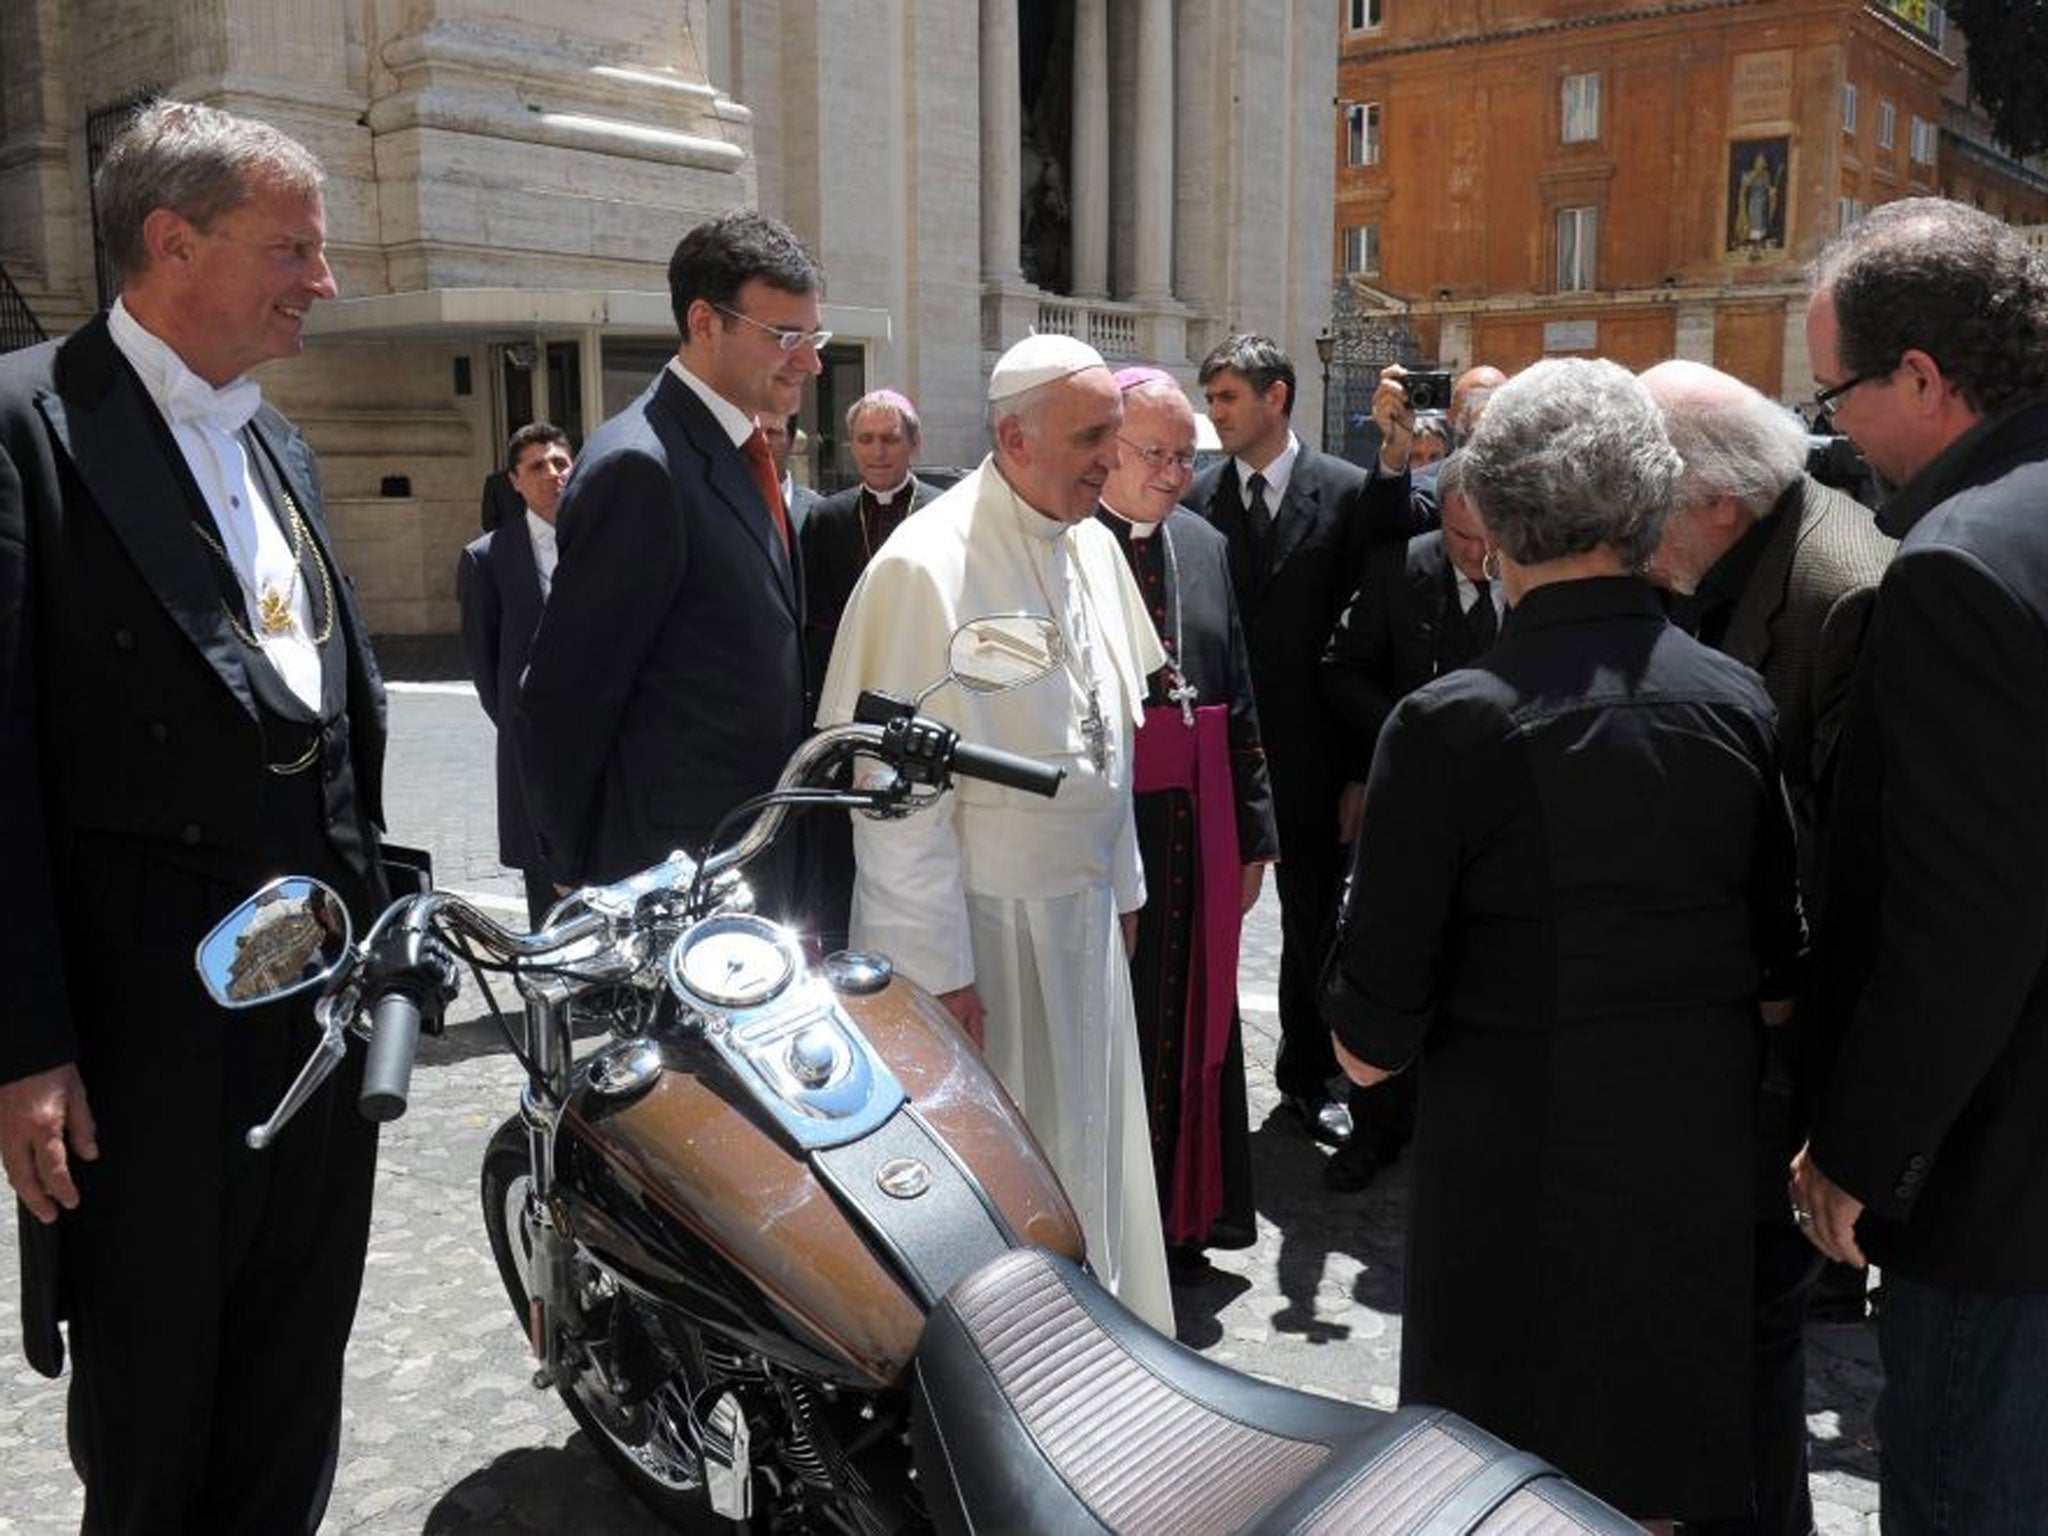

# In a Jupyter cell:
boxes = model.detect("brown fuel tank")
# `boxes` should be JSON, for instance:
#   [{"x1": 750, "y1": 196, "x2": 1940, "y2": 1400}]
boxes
[{"x1": 559, "y1": 973, "x2": 1083, "y2": 1389}]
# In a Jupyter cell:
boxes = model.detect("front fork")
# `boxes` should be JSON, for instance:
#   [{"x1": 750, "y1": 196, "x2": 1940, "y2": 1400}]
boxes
[{"x1": 518, "y1": 990, "x2": 580, "y2": 1386}]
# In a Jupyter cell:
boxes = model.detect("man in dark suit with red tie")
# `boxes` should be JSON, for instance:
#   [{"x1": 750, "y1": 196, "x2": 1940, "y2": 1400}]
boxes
[
  {"x1": 1188, "y1": 334, "x2": 1375, "y2": 1152},
  {"x1": 457, "y1": 421, "x2": 573, "y2": 925},
  {"x1": 517, "y1": 212, "x2": 824, "y2": 916}
]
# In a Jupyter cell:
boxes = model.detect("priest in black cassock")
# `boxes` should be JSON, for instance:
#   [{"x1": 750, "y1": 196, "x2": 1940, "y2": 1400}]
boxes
[{"x1": 1098, "y1": 367, "x2": 1278, "y2": 1255}]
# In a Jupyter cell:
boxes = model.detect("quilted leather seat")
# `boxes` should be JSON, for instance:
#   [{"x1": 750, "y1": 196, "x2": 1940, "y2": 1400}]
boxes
[{"x1": 909, "y1": 1248, "x2": 1640, "y2": 1536}]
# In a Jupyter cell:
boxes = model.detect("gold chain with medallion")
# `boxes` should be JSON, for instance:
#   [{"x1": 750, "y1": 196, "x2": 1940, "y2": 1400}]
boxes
[{"x1": 189, "y1": 489, "x2": 335, "y2": 650}]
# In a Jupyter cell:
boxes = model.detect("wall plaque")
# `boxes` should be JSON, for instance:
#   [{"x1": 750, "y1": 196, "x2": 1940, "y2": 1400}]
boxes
[
  {"x1": 1730, "y1": 50, "x2": 1794, "y2": 126},
  {"x1": 1543, "y1": 319, "x2": 1598, "y2": 353}
]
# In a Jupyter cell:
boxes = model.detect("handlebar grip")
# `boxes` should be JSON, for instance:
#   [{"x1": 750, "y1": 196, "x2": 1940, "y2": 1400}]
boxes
[
  {"x1": 359, "y1": 991, "x2": 424, "y2": 1123},
  {"x1": 950, "y1": 740, "x2": 1066, "y2": 798}
]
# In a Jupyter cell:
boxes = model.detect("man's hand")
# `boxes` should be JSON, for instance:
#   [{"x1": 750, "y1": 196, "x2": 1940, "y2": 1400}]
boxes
[
  {"x1": 1120, "y1": 910, "x2": 1140, "y2": 957},
  {"x1": 1240, "y1": 863, "x2": 1265, "y2": 916},
  {"x1": 0, "y1": 1065, "x2": 98, "y2": 1224},
  {"x1": 1372, "y1": 365, "x2": 1415, "y2": 475},
  {"x1": 1789, "y1": 1144, "x2": 1868, "y2": 1268},
  {"x1": 1333, "y1": 1033, "x2": 1392, "y2": 1088},
  {"x1": 1337, "y1": 781, "x2": 1367, "y2": 844},
  {"x1": 937, "y1": 985, "x2": 987, "y2": 1050}
]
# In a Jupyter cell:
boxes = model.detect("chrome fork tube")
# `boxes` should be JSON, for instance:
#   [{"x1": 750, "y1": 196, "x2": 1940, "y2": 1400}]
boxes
[{"x1": 520, "y1": 993, "x2": 578, "y2": 1381}]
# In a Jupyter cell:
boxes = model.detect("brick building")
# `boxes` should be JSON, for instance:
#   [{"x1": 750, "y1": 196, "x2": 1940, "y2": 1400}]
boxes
[{"x1": 1334, "y1": 0, "x2": 1974, "y2": 402}]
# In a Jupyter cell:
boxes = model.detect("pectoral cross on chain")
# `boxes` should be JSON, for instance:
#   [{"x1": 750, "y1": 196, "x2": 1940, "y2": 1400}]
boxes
[
  {"x1": 1080, "y1": 691, "x2": 1110, "y2": 774},
  {"x1": 1164, "y1": 667, "x2": 1198, "y2": 727}
]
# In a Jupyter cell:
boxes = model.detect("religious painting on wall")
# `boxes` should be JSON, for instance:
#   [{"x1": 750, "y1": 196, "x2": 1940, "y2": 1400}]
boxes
[{"x1": 1727, "y1": 137, "x2": 1790, "y2": 255}]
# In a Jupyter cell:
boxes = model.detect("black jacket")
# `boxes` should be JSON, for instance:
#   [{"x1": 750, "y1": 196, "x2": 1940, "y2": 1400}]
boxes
[
  {"x1": 514, "y1": 370, "x2": 808, "y2": 894},
  {"x1": 797, "y1": 477, "x2": 938, "y2": 689},
  {"x1": 456, "y1": 517, "x2": 545, "y2": 870},
  {"x1": 1813, "y1": 396, "x2": 2048, "y2": 1290},
  {"x1": 1320, "y1": 530, "x2": 1495, "y2": 780},
  {"x1": 1186, "y1": 444, "x2": 1378, "y2": 845}
]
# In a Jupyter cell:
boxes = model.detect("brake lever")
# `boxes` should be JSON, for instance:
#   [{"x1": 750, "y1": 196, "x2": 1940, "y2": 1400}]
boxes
[{"x1": 244, "y1": 987, "x2": 357, "y2": 1150}]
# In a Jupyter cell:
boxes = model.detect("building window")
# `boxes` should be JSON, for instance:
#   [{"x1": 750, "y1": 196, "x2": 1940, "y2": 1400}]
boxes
[
  {"x1": 1556, "y1": 206, "x2": 1597, "y2": 293},
  {"x1": 1879, "y1": 100, "x2": 1896, "y2": 150},
  {"x1": 1562, "y1": 73, "x2": 1601, "y2": 144},
  {"x1": 1342, "y1": 223, "x2": 1381, "y2": 276},
  {"x1": 1842, "y1": 82, "x2": 1858, "y2": 135},
  {"x1": 1347, "y1": 0, "x2": 1384, "y2": 32},
  {"x1": 1839, "y1": 195, "x2": 1866, "y2": 230},
  {"x1": 1911, "y1": 115, "x2": 1938, "y2": 165},
  {"x1": 1346, "y1": 102, "x2": 1382, "y2": 167}
]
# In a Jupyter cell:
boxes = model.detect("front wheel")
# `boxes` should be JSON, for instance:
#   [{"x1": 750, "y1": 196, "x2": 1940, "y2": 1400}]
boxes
[{"x1": 480, "y1": 1115, "x2": 755, "y2": 1532}]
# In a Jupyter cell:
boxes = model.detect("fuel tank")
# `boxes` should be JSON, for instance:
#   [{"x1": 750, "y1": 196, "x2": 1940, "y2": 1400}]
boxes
[{"x1": 554, "y1": 964, "x2": 1084, "y2": 1390}]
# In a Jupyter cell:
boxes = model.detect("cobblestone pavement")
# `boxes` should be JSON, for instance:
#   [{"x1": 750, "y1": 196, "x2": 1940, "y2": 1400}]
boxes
[{"x1": 0, "y1": 683, "x2": 1882, "y2": 1534}]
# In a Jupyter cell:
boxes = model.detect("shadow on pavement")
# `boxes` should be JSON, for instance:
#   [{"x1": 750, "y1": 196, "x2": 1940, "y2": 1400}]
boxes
[{"x1": 421, "y1": 1438, "x2": 674, "y2": 1534}]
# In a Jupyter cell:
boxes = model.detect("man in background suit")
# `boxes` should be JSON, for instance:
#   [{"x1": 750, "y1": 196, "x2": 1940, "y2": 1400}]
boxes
[
  {"x1": 1358, "y1": 363, "x2": 1506, "y2": 541},
  {"x1": 457, "y1": 421, "x2": 574, "y2": 926},
  {"x1": 1641, "y1": 358, "x2": 1894, "y2": 1536},
  {"x1": 517, "y1": 212, "x2": 824, "y2": 914},
  {"x1": 797, "y1": 388, "x2": 940, "y2": 947},
  {"x1": 1319, "y1": 450, "x2": 1502, "y2": 1188},
  {"x1": 800, "y1": 389, "x2": 941, "y2": 684},
  {"x1": 1189, "y1": 334, "x2": 1373, "y2": 1149},
  {"x1": 0, "y1": 99, "x2": 388, "y2": 1533}
]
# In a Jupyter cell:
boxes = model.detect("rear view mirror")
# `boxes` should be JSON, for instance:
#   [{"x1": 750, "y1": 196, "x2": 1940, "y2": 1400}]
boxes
[
  {"x1": 947, "y1": 614, "x2": 1065, "y2": 694},
  {"x1": 196, "y1": 877, "x2": 353, "y2": 1009}
]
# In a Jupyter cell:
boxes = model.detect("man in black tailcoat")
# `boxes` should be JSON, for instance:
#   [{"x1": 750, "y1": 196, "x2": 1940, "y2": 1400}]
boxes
[
  {"x1": 0, "y1": 100, "x2": 388, "y2": 1534},
  {"x1": 516, "y1": 212, "x2": 823, "y2": 914},
  {"x1": 457, "y1": 421, "x2": 573, "y2": 926},
  {"x1": 1187, "y1": 334, "x2": 1374, "y2": 1150}
]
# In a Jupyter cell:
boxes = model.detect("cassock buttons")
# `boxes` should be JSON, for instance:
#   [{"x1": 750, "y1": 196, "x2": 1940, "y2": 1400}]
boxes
[
  {"x1": 1908, "y1": 1155, "x2": 1929, "y2": 1172},
  {"x1": 180, "y1": 823, "x2": 202, "y2": 846},
  {"x1": 148, "y1": 721, "x2": 169, "y2": 745},
  {"x1": 112, "y1": 628, "x2": 135, "y2": 652}
]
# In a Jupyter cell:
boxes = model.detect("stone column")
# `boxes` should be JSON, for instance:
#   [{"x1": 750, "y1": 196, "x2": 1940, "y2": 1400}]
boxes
[
  {"x1": 979, "y1": 0, "x2": 1023, "y2": 283},
  {"x1": 1130, "y1": 0, "x2": 1173, "y2": 301},
  {"x1": 1071, "y1": 0, "x2": 1110, "y2": 297}
]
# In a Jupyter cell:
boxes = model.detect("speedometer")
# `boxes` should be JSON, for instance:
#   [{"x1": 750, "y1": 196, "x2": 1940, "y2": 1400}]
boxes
[{"x1": 666, "y1": 914, "x2": 801, "y2": 1009}]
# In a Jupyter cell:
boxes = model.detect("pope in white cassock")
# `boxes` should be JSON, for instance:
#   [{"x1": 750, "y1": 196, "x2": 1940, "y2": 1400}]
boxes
[{"x1": 816, "y1": 335, "x2": 1175, "y2": 1331}]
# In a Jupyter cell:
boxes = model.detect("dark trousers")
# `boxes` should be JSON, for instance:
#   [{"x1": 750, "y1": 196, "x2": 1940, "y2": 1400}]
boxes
[
  {"x1": 522, "y1": 868, "x2": 558, "y2": 930},
  {"x1": 57, "y1": 842, "x2": 380, "y2": 1536},
  {"x1": 1272, "y1": 828, "x2": 1344, "y2": 1100},
  {"x1": 1875, "y1": 1272, "x2": 2048, "y2": 1535}
]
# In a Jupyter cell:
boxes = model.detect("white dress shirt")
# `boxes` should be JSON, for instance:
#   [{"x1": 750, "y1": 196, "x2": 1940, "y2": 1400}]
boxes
[
  {"x1": 107, "y1": 297, "x2": 321, "y2": 711},
  {"x1": 525, "y1": 509, "x2": 559, "y2": 599},
  {"x1": 1231, "y1": 432, "x2": 1303, "y2": 525}
]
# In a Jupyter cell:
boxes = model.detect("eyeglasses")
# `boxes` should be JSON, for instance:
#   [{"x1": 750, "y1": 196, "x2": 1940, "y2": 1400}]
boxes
[
  {"x1": 1811, "y1": 368, "x2": 1890, "y2": 418},
  {"x1": 712, "y1": 303, "x2": 833, "y2": 354},
  {"x1": 1117, "y1": 437, "x2": 1198, "y2": 475}
]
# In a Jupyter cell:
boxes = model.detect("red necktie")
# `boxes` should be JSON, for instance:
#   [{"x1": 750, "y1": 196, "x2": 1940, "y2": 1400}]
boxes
[{"x1": 741, "y1": 429, "x2": 792, "y2": 554}]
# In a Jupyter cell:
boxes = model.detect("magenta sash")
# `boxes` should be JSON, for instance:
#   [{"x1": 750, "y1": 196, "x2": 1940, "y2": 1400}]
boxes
[{"x1": 1133, "y1": 701, "x2": 1242, "y2": 1245}]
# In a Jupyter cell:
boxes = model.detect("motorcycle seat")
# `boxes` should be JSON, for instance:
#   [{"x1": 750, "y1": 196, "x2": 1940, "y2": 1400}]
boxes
[{"x1": 909, "y1": 1247, "x2": 1639, "y2": 1536}]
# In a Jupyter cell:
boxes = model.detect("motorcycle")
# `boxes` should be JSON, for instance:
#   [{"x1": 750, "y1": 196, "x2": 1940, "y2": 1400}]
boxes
[{"x1": 197, "y1": 616, "x2": 1640, "y2": 1535}]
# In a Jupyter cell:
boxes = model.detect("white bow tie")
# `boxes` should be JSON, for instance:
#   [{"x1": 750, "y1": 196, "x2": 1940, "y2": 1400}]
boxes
[{"x1": 164, "y1": 369, "x2": 262, "y2": 437}]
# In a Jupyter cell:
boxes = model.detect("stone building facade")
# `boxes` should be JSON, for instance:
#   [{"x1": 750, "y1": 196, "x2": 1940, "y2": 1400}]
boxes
[
  {"x1": 0, "y1": 1, "x2": 1337, "y2": 633},
  {"x1": 1333, "y1": 0, "x2": 1974, "y2": 402}
]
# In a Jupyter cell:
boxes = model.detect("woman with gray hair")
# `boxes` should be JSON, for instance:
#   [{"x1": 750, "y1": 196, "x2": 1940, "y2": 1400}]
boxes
[{"x1": 1320, "y1": 358, "x2": 1807, "y2": 1527}]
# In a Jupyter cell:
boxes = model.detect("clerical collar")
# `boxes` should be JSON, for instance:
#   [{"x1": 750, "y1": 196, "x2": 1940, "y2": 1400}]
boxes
[
  {"x1": 866, "y1": 473, "x2": 916, "y2": 507},
  {"x1": 1098, "y1": 502, "x2": 1160, "y2": 540},
  {"x1": 665, "y1": 356, "x2": 756, "y2": 449},
  {"x1": 992, "y1": 460, "x2": 1070, "y2": 540}
]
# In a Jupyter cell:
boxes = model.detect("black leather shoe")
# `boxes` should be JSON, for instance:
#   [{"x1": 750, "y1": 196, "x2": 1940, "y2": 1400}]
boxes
[
  {"x1": 1280, "y1": 1090, "x2": 1353, "y2": 1146},
  {"x1": 1323, "y1": 1135, "x2": 1380, "y2": 1193}
]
